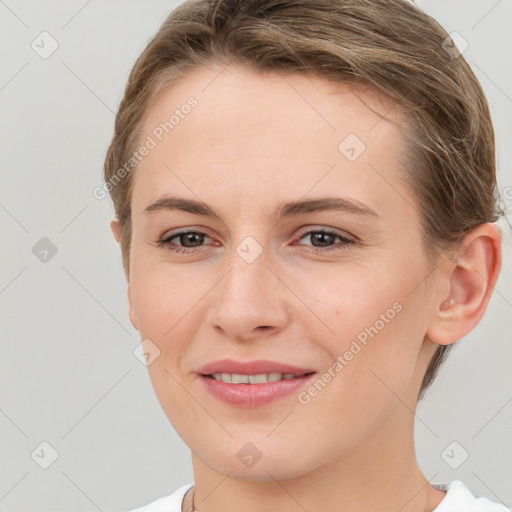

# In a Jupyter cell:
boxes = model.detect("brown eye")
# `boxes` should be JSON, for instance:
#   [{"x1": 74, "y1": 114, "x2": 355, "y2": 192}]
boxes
[
  {"x1": 297, "y1": 228, "x2": 355, "y2": 253},
  {"x1": 157, "y1": 230, "x2": 212, "y2": 254},
  {"x1": 308, "y1": 231, "x2": 337, "y2": 247},
  {"x1": 175, "y1": 232, "x2": 206, "y2": 247}
]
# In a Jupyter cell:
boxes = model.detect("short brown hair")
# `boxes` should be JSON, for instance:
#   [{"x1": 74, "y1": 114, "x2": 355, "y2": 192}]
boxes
[{"x1": 104, "y1": 0, "x2": 503, "y2": 400}]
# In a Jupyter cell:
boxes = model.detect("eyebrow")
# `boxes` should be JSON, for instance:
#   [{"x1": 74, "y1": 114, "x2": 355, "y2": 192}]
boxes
[{"x1": 144, "y1": 195, "x2": 379, "y2": 220}]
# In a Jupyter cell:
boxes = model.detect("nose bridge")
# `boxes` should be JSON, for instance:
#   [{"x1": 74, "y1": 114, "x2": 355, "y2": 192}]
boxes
[{"x1": 207, "y1": 235, "x2": 290, "y2": 338}]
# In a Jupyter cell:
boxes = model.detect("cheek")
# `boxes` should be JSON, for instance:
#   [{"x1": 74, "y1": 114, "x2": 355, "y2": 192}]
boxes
[
  {"x1": 303, "y1": 262, "x2": 426, "y2": 405},
  {"x1": 128, "y1": 257, "x2": 217, "y2": 410},
  {"x1": 293, "y1": 299, "x2": 423, "y2": 455},
  {"x1": 290, "y1": 258, "x2": 408, "y2": 339},
  {"x1": 129, "y1": 260, "x2": 203, "y2": 427},
  {"x1": 129, "y1": 255, "x2": 204, "y2": 339}
]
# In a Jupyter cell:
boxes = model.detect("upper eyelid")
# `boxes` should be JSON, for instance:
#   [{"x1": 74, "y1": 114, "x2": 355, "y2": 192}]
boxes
[
  {"x1": 295, "y1": 226, "x2": 354, "y2": 240},
  {"x1": 161, "y1": 228, "x2": 213, "y2": 241}
]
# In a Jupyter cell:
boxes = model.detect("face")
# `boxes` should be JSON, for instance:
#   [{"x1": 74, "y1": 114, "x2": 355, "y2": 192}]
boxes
[{"x1": 126, "y1": 63, "x2": 439, "y2": 480}]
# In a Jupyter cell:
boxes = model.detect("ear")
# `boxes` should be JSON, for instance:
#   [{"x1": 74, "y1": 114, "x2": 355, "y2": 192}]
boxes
[
  {"x1": 111, "y1": 218, "x2": 139, "y2": 331},
  {"x1": 127, "y1": 282, "x2": 138, "y2": 331},
  {"x1": 111, "y1": 218, "x2": 122, "y2": 244},
  {"x1": 426, "y1": 223, "x2": 502, "y2": 345}
]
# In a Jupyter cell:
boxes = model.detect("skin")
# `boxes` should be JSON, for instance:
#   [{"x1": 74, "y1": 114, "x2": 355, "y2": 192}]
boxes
[{"x1": 111, "y1": 62, "x2": 501, "y2": 512}]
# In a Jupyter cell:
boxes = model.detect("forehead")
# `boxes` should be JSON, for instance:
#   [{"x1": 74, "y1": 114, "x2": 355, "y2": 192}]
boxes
[
  {"x1": 133, "y1": 63, "x2": 411, "y2": 218},
  {"x1": 141, "y1": 63, "x2": 401, "y2": 151}
]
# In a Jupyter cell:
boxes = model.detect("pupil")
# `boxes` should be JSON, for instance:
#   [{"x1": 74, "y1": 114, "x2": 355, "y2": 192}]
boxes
[
  {"x1": 182, "y1": 232, "x2": 204, "y2": 247},
  {"x1": 312, "y1": 232, "x2": 334, "y2": 247}
]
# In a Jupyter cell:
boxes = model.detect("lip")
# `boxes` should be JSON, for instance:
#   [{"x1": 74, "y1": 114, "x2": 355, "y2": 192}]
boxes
[
  {"x1": 197, "y1": 358, "x2": 316, "y2": 376},
  {"x1": 197, "y1": 359, "x2": 317, "y2": 408},
  {"x1": 199, "y1": 374, "x2": 317, "y2": 408}
]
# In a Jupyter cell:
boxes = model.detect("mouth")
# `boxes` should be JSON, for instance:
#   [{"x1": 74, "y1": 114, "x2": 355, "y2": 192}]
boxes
[
  {"x1": 200, "y1": 372, "x2": 317, "y2": 409},
  {"x1": 203, "y1": 371, "x2": 316, "y2": 384}
]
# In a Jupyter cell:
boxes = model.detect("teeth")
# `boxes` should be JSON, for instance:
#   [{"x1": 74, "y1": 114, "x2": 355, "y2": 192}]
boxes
[
  {"x1": 231, "y1": 373, "x2": 249, "y2": 384},
  {"x1": 210, "y1": 372, "x2": 305, "y2": 384},
  {"x1": 249, "y1": 374, "x2": 267, "y2": 384}
]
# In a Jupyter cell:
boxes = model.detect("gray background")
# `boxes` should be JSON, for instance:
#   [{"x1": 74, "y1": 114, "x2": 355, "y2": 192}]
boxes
[{"x1": 0, "y1": 1, "x2": 511, "y2": 511}]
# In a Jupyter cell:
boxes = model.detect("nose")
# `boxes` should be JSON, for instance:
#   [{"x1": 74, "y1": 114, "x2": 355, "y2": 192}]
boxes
[{"x1": 206, "y1": 248, "x2": 291, "y2": 342}]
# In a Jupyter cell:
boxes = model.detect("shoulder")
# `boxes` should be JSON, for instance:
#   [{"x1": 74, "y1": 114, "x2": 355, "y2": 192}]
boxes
[
  {"x1": 433, "y1": 480, "x2": 510, "y2": 511},
  {"x1": 125, "y1": 483, "x2": 194, "y2": 512}
]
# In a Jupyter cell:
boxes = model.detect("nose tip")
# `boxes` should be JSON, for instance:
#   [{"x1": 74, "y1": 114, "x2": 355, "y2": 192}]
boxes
[{"x1": 207, "y1": 259, "x2": 290, "y2": 341}]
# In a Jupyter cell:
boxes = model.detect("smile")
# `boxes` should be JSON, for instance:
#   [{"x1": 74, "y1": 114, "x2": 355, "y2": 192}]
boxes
[
  {"x1": 206, "y1": 372, "x2": 313, "y2": 384},
  {"x1": 199, "y1": 372, "x2": 317, "y2": 408}
]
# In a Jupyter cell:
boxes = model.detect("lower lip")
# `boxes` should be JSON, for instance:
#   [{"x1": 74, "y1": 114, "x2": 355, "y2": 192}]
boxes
[{"x1": 199, "y1": 373, "x2": 317, "y2": 408}]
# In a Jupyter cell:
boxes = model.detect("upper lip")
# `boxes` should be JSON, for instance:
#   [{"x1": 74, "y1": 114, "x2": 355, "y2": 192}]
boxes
[{"x1": 198, "y1": 359, "x2": 316, "y2": 376}]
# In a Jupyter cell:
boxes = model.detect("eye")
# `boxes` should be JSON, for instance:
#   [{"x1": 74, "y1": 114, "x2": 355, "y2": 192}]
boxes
[
  {"x1": 157, "y1": 230, "x2": 214, "y2": 254},
  {"x1": 156, "y1": 227, "x2": 355, "y2": 255},
  {"x1": 295, "y1": 228, "x2": 355, "y2": 253}
]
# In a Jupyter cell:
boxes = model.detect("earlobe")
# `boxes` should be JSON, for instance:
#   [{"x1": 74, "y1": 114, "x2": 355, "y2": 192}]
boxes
[
  {"x1": 426, "y1": 224, "x2": 502, "y2": 346},
  {"x1": 111, "y1": 218, "x2": 122, "y2": 244}
]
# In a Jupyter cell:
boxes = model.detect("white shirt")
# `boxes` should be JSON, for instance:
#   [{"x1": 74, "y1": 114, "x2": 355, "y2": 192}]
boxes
[{"x1": 127, "y1": 480, "x2": 511, "y2": 512}]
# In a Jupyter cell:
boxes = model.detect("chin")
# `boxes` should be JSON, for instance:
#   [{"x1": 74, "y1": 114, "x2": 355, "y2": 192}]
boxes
[
  {"x1": 209, "y1": 458, "x2": 312, "y2": 482},
  {"x1": 194, "y1": 437, "x2": 320, "y2": 482}
]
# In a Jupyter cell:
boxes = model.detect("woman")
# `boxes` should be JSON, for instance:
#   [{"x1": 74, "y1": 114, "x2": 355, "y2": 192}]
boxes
[{"x1": 104, "y1": 1, "x2": 507, "y2": 510}]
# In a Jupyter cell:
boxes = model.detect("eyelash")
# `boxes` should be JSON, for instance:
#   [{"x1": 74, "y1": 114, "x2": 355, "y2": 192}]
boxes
[{"x1": 156, "y1": 228, "x2": 355, "y2": 255}]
